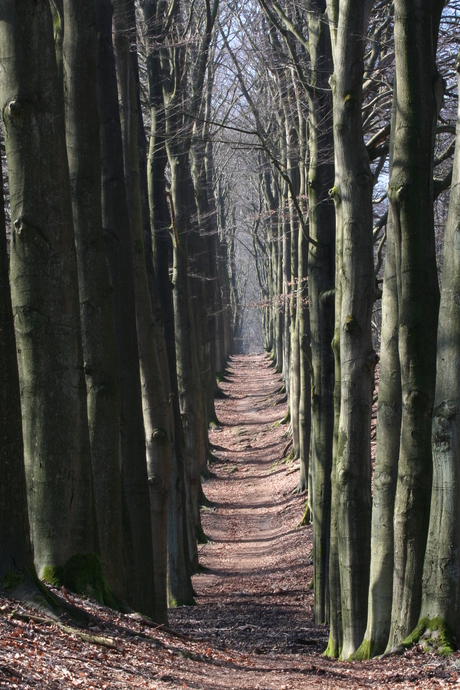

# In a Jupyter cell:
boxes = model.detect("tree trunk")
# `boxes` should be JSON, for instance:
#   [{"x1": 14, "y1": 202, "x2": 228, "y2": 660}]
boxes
[
  {"x1": 0, "y1": 0, "x2": 96, "y2": 579},
  {"x1": 325, "y1": 196, "x2": 343, "y2": 658},
  {"x1": 356, "y1": 97, "x2": 401, "y2": 660},
  {"x1": 0, "y1": 130, "x2": 36, "y2": 594},
  {"x1": 288, "y1": 119, "x2": 301, "y2": 459},
  {"x1": 306, "y1": 0, "x2": 335, "y2": 625},
  {"x1": 62, "y1": 0, "x2": 126, "y2": 601},
  {"x1": 113, "y1": 0, "x2": 172, "y2": 623},
  {"x1": 95, "y1": 0, "x2": 155, "y2": 617},
  {"x1": 386, "y1": 0, "x2": 442, "y2": 649},
  {"x1": 139, "y1": 0, "x2": 195, "y2": 604},
  {"x1": 326, "y1": 0, "x2": 376, "y2": 658},
  {"x1": 418, "y1": 50, "x2": 460, "y2": 646},
  {"x1": 170, "y1": 157, "x2": 203, "y2": 574}
]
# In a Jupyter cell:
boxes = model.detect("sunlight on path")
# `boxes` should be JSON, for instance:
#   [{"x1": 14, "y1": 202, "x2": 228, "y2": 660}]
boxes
[{"x1": 170, "y1": 353, "x2": 319, "y2": 653}]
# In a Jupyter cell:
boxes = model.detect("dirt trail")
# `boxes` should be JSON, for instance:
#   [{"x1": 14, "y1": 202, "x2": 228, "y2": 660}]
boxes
[{"x1": 170, "y1": 353, "x2": 321, "y2": 657}]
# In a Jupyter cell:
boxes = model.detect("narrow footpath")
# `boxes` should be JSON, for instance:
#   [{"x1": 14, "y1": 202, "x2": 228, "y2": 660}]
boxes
[{"x1": 170, "y1": 353, "x2": 321, "y2": 656}]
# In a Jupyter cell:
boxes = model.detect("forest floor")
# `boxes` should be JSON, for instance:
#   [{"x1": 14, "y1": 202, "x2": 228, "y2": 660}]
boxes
[{"x1": 1, "y1": 354, "x2": 460, "y2": 688}]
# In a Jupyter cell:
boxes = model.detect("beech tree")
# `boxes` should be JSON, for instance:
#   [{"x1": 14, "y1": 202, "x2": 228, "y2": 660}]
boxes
[
  {"x1": 0, "y1": 0, "x2": 97, "y2": 583},
  {"x1": 113, "y1": 0, "x2": 172, "y2": 623},
  {"x1": 385, "y1": 0, "x2": 443, "y2": 651},
  {"x1": 62, "y1": 0, "x2": 126, "y2": 603},
  {"x1": 325, "y1": 0, "x2": 376, "y2": 659},
  {"x1": 139, "y1": 0, "x2": 199, "y2": 606},
  {"x1": 0, "y1": 130, "x2": 36, "y2": 597},
  {"x1": 144, "y1": 0, "x2": 218, "y2": 577},
  {"x1": 95, "y1": 0, "x2": 155, "y2": 617},
  {"x1": 419, "y1": 47, "x2": 460, "y2": 650}
]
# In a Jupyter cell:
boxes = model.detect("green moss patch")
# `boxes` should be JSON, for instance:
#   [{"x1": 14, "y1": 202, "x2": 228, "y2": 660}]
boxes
[
  {"x1": 285, "y1": 448, "x2": 295, "y2": 463},
  {"x1": 297, "y1": 500, "x2": 311, "y2": 527},
  {"x1": 168, "y1": 594, "x2": 196, "y2": 608},
  {"x1": 1, "y1": 569, "x2": 26, "y2": 591},
  {"x1": 42, "y1": 554, "x2": 118, "y2": 609},
  {"x1": 350, "y1": 637, "x2": 374, "y2": 661},
  {"x1": 42, "y1": 565, "x2": 66, "y2": 588},
  {"x1": 403, "y1": 617, "x2": 455, "y2": 656},
  {"x1": 216, "y1": 371, "x2": 229, "y2": 384},
  {"x1": 206, "y1": 451, "x2": 219, "y2": 465},
  {"x1": 280, "y1": 409, "x2": 290, "y2": 424},
  {"x1": 323, "y1": 634, "x2": 340, "y2": 659}
]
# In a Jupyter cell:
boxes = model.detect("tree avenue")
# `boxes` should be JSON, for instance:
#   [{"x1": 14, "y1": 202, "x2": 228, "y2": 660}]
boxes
[{"x1": 2, "y1": 0, "x2": 460, "y2": 665}]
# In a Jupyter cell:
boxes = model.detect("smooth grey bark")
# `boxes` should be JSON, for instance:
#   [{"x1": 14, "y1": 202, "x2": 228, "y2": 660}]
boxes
[
  {"x1": 113, "y1": 0, "x2": 172, "y2": 623},
  {"x1": 95, "y1": 0, "x2": 155, "y2": 617},
  {"x1": 170, "y1": 159, "x2": 203, "y2": 573},
  {"x1": 305, "y1": 0, "x2": 335, "y2": 625},
  {"x1": 0, "y1": 140, "x2": 36, "y2": 592},
  {"x1": 0, "y1": 0, "x2": 96, "y2": 577},
  {"x1": 281, "y1": 139, "x2": 291, "y2": 401},
  {"x1": 287, "y1": 117, "x2": 301, "y2": 460},
  {"x1": 326, "y1": 0, "x2": 376, "y2": 659},
  {"x1": 296, "y1": 204, "x2": 311, "y2": 495},
  {"x1": 190, "y1": 125, "x2": 222, "y2": 426},
  {"x1": 206, "y1": 134, "x2": 232, "y2": 376},
  {"x1": 185, "y1": 167, "x2": 209, "y2": 526},
  {"x1": 356, "y1": 96, "x2": 400, "y2": 660},
  {"x1": 139, "y1": 0, "x2": 195, "y2": 605},
  {"x1": 62, "y1": 0, "x2": 126, "y2": 601},
  {"x1": 386, "y1": 0, "x2": 443, "y2": 649},
  {"x1": 357, "y1": 213, "x2": 401, "y2": 658},
  {"x1": 325, "y1": 190, "x2": 343, "y2": 658},
  {"x1": 419, "y1": 51, "x2": 460, "y2": 643},
  {"x1": 260, "y1": 161, "x2": 279, "y2": 365},
  {"x1": 153, "y1": 0, "x2": 218, "y2": 575}
]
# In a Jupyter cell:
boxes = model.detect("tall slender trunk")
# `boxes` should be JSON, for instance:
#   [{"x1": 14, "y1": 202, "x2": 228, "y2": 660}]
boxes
[
  {"x1": 288, "y1": 119, "x2": 301, "y2": 458},
  {"x1": 139, "y1": 0, "x2": 194, "y2": 604},
  {"x1": 420, "y1": 51, "x2": 460, "y2": 644},
  {"x1": 325, "y1": 195, "x2": 343, "y2": 658},
  {"x1": 326, "y1": 0, "x2": 376, "y2": 658},
  {"x1": 0, "y1": 130, "x2": 36, "y2": 592},
  {"x1": 170, "y1": 157, "x2": 203, "y2": 573},
  {"x1": 386, "y1": 0, "x2": 442, "y2": 648},
  {"x1": 356, "y1": 97, "x2": 400, "y2": 660},
  {"x1": 95, "y1": 0, "x2": 155, "y2": 617},
  {"x1": 113, "y1": 0, "x2": 172, "y2": 623},
  {"x1": 306, "y1": 0, "x2": 335, "y2": 625},
  {"x1": 62, "y1": 0, "x2": 126, "y2": 601}
]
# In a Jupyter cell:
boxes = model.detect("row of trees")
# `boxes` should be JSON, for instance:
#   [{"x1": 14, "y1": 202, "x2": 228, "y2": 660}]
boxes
[
  {"x1": 3, "y1": 0, "x2": 460, "y2": 665},
  {"x1": 223, "y1": 0, "x2": 460, "y2": 660},
  {"x1": 0, "y1": 0, "x2": 238, "y2": 625}
]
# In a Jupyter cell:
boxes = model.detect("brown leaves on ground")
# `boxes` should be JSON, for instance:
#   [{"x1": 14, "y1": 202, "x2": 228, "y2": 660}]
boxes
[{"x1": 0, "y1": 354, "x2": 459, "y2": 689}]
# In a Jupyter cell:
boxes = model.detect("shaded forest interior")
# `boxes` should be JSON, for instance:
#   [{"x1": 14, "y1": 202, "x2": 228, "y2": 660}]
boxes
[{"x1": 2, "y1": 0, "x2": 460, "y2": 683}]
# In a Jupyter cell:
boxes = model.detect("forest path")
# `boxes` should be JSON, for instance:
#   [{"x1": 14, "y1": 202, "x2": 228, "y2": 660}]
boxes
[{"x1": 169, "y1": 353, "x2": 321, "y2": 658}]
